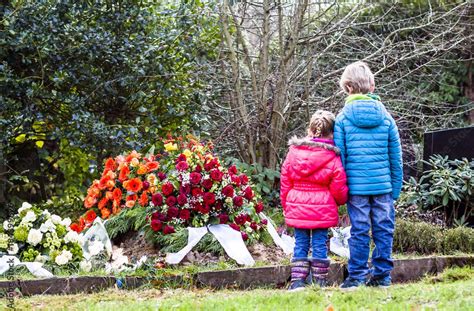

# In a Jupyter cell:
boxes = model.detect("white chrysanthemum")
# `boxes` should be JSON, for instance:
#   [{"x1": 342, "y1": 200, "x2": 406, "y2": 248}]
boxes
[
  {"x1": 51, "y1": 215, "x2": 62, "y2": 224},
  {"x1": 61, "y1": 217, "x2": 72, "y2": 227},
  {"x1": 7, "y1": 243, "x2": 19, "y2": 255},
  {"x1": 55, "y1": 254, "x2": 68, "y2": 265},
  {"x1": 88, "y1": 240, "x2": 104, "y2": 257},
  {"x1": 18, "y1": 202, "x2": 32, "y2": 214},
  {"x1": 79, "y1": 260, "x2": 92, "y2": 272},
  {"x1": 39, "y1": 219, "x2": 56, "y2": 233},
  {"x1": 42, "y1": 209, "x2": 51, "y2": 217},
  {"x1": 64, "y1": 231, "x2": 80, "y2": 244},
  {"x1": 21, "y1": 210, "x2": 37, "y2": 224},
  {"x1": 3, "y1": 220, "x2": 10, "y2": 231},
  {"x1": 27, "y1": 228, "x2": 43, "y2": 246}
]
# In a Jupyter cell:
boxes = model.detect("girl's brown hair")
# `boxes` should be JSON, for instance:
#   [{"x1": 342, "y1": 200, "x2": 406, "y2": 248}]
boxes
[{"x1": 307, "y1": 110, "x2": 335, "y2": 138}]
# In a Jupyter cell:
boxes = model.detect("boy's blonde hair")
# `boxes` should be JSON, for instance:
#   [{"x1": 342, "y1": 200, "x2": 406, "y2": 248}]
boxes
[
  {"x1": 308, "y1": 110, "x2": 335, "y2": 138},
  {"x1": 339, "y1": 61, "x2": 374, "y2": 94}
]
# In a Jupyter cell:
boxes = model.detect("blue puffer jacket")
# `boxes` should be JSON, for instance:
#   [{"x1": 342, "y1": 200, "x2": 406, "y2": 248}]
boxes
[{"x1": 334, "y1": 94, "x2": 403, "y2": 199}]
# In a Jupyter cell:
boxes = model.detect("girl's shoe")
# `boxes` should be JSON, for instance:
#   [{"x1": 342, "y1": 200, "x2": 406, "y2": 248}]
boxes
[
  {"x1": 340, "y1": 277, "x2": 366, "y2": 291},
  {"x1": 310, "y1": 258, "x2": 330, "y2": 287},
  {"x1": 288, "y1": 260, "x2": 310, "y2": 292},
  {"x1": 366, "y1": 276, "x2": 391, "y2": 288}
]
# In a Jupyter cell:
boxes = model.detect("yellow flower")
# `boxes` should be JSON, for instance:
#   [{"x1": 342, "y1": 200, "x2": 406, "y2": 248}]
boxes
[
  {"x1": 164, "y1": 142, "x2": 178, "y2": 152},
  {"x1": 183, "y1": 149, "x2": 192, "y2": 158},
  {"x1": 130, "y1": 158, "x2": 140, "y2": 167}
]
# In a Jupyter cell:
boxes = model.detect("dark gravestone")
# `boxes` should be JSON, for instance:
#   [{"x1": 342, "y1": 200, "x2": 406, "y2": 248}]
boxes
[{"x1": 423, "y1": 127, "x2": 474, "y2": 162}]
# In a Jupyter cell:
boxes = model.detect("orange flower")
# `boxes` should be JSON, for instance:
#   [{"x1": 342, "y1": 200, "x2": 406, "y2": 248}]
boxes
[
  {"x1": 119, "y1": 165, "x2": 130, "y2": 182},
  {"x1": 105, "y1": 191, "x2": 114, "y2": 201},
  {"x1": 101, "y1": 208, "x2": 111, "y2": 219},
  {"x1": 70, "y1": 218, "x2": 85, "y2": 233},
  {"x1": 147, "y1": 173, "x2": 157, "y2": 185},
  {"x1": 137, "y1": 165, "x2": 148, "y2": 175},
  {"x1": 87, "y1": 185, "x2": 100, "y2": 198},
  {"x1": 113, "y1": 188, "x2": 122, "y2": 201},
  {"x1": 125, "y1": 150, "x2": 141, "y2": 163},
  {"x1": 98, "y1": 197, "x2": 109, "y2": 210},
  {"x1": 84, "y1": 210, "x2": 97, "y2": 224},
  {"x1": 106, "y1": 179, "x2": 115, "y2": 190},
  {"x1": 126, "y1": 194, "x2": 138, "y2": 202},
  {"x1": 146, "y1": 161, "x2": 159, "y2": 172},
  {"x1": 112, "y1": 200, "x2": 122, "y2": 215},
  {"x1": 99, "y1": 175, "x2": 110, "y2": 190},
  {"x1": 125, "y1": 200, "x2": 135, "y2": 208},
  {"x1": 84, "y1": 196, "x2": 97, "y2": 208},
  {"x1": 124, "y1": 178, "x2": 143, "y2": 193},
  {"x1": 105, "y1": 158, "x2": 116, "y2": 171},
  {"x1": 139, "y1": 192, "x2": 148, "y2": 206}
]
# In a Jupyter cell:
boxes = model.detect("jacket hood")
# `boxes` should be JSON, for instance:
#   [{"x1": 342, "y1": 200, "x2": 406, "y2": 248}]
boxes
[
  {"x1": 343, "y1": 94, "x2": 386, "y2": 128},
  {"x1": 287, "y1": 137, "x2": 339, "y2": 177}
]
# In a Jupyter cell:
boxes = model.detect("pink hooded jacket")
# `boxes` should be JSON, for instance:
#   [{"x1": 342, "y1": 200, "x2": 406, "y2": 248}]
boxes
[{"x1": 280, "y1": 137, "x2": 348, "y2": 229}]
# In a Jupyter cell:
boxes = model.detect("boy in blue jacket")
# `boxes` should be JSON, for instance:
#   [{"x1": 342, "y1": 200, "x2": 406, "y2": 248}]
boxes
[{"x1": 334, "y1": 61, "x2": 403, "y2": 289}]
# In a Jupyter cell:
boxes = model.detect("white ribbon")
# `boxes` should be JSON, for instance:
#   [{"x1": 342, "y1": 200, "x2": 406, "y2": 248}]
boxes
[
  {"x1": 165, "y1": 227, "x2": 208, "y2": 265},
  {"x1": 208, "y1": 224, "x2": 255, "y2": 266},
  {"x1": 0, "y1": 255, "x2": 53, "y2": 278},
  {"x1": 259, "y1": 213, "x2": 294, "y2": 255}
]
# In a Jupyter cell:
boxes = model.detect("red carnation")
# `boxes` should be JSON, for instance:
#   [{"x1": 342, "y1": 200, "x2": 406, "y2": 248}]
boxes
[
  {"x1": 167, "y1": 206, "x2": 179, "y2": 218},
  {"x1": 179, "y1": 209, "x2": 191, "y2": 220},
  {"x1": 157, "y1": 172, "x2": 167, "y2": 181},
  {"x1": 151, "y1": 219, "x2": 162, "y2": 232},
  {"x1": 158, "y1": 213, "x2": 167, "y2": 222},
  {"x1": 261, "y1": 219, "x2": 268, "y2": 225},
  {"x1": 219, "y1": 213, "x2": 229, "y2": 224},
  {"x1": 240, "y1": 174, "x2": 249, "y2": 185},
  {"x1": 202, "y1": 179, "x2": 213, "y2": 190},
  {"x1": 191, "y1": 187, "x2": 203, "y2": 197},
  {"x1": 228, "y1": 165, "x2": 238, "y2": 175},
  {"x1": 176, "y1": 161, "x2": 189, "y2": 171},
  {"x1": 203, "y1": 192, "x2": 216, "y2": 205},
  {"x1": 152, "y1": 193, "x2": 163, "y2": 206},
  {"x1": 142, "y1": 181, "x2": 150, "y2": 190},
  {"x1": 233, "y1": 196, "x2": 244, "y2": 207},
  {"x1": 244, "y1": 187, "x2": 254, "y2": 200},
  {"x1": 162, "y1": 182, "x2": 174, "y2": 196},
  {"x1": 177, "y1": 193, "x2": 188, "y2": 206},
  {"x1": 229, "y1": 223, "x2": 240, "y2": 231},
  {"x1": 163, "y1": 225, "x2": 175, "y2": 235},
  {"x1": 222, "y1": 185, "x2": 234, "y2": 198},
  {"x1": 255, "y1": 202, "x2": 264, "y2": 213},
  {"x1": 210, "y1": 169, "x2": 223, "y2": 182},
  {"x1": 190, "y1": 172, "x2": 202, "y2": 185},
  {"x1": 166, "y1": 196, "x2": 177, "y2": 207},
  {"x1": 241, "y1": 232, "x2": 249, "y2": 241}
]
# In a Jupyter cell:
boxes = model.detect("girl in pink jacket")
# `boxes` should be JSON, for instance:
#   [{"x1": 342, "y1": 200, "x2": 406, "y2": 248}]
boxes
[{"x1": 281, "y1": 110, "x2": 348, "y2": 291}]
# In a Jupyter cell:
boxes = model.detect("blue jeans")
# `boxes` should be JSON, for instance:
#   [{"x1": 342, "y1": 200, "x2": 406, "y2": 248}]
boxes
[
  {"x1": 347, "y1": 193, "x2": 395, "y2": 280},
  {"x1": 293, "y1": 228, "x2": 328, "y2": 260}
]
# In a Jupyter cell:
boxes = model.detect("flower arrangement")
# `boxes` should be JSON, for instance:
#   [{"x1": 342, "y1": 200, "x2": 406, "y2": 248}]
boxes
[
  {"x1": 80, "y1": 136, "x2": 267, "y2": 242},
  {"x1": 0, "y1": 202, "x2": 83, "y2": 266}
]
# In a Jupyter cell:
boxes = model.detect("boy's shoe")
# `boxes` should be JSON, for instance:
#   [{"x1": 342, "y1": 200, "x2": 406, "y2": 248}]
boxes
[
  {"x1": 288, "y1": 279, "x2": 307, "y2": 292},
  {"x1": 366, "y1": 276, "x2": 391, "y2": 288},
  {"x1": 340, "y1": 277, "x2": 365, "y2": 291}
]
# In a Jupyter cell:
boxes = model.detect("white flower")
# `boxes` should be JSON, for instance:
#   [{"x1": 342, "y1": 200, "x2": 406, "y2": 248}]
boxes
[
  {"x1": 3, "y1": 220, "x2": 10, "y2": 231},
  {"x1": 245, "y1": 226, "x2": 253, "y2": 233},
  {"x1": 64, "y1": 231, "x2": 81, "y2": 244},
  {"x1": 55, "y1": 250, "x2": 73, "y2": 265},
  {"x1": 27, "y1": 229, "x2": 43, "y2": 246},
  {"x1": 88, "y1": 240, "x2": 104, "y2": 257},
  {"x1": 18, "y1": 202, "x2": 32, "y2": 213},
  {"x1": 35, "y1": 254, "x2": 48, "y2": 263},
  {"x1": 61, "y1": 217, "x2": 72, "y2": 227},
  {"x1": 51, "y1": 215, "x2": 62, "y2": 224},
  {"x1": 42, "y1": 209, "x2": 51, "y2": 217},
  {"x1": 7, "y1": 243, "x2": 19, "y2": 255},
  {"x1": 39, "y1": 219, "x2": 56, "y2": 233},
  {"x1": 79, "y1": 260, "x2": 92, "y2": 272},
  {"x1": 22, "y1": 210, "x2": 37, "y2": 223}
]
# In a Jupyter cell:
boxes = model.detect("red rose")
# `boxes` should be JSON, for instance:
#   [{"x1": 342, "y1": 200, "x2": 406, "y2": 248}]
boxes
[
  {"x1": 250, "y1": 222, "x2": 258, "y2": 231},
  {"x1": 231, "y1": 175, "x2": 241, "y2": 186},
  {"x1": 245, "y1": 214, "x2": 251, "y2": 222},
  {"x1": 179, "y1": 209, "x2": 191, "y2": 220},
  {"x1": 202, "y1": 179, "x2": 213, "y2": 190},
  {"x1": 215, "y1": 201, "x2": 223, "y2": 211},
  {"x1": 240, "y1": 174, "x2": 249, "y2": 185},
  {"x1": 176, "y1": 161, "x2": 189, "y2": 171},
  {"x1": 151, "y1": 211, "x2": 160, "y2": 220},
  {"x1": 244, "y1": 187, "x2": 254, "y2": 200},
  {"x1": 151, "y1": 219, "x2": 162, "y2": 232},
  {"x1": 152, "y1": 193, "x2": 163, "y2": 206},
  {"x1": 191, "y1": 187, "x2": 203, "y2": 197},
  {"x1": 222, "y1": 185, "x2": 234, "y2": 198},
  {"x1": 162, "y1": 182, "x2": 174, "y2": 196},
  {"x1": 255, "y1": 202, "x2": 264, "y2": 213},
  {"x1": 163, "y1": 225, "x2": 175, "y2": 235},
  {"x1": 166, "y1": 196, "x2": 177, "y2": 207},
  {"x1": 180, "y1": 184, "x2": 191, "y2": 195},
  {"x1": 210, "y1": 169, "x2": 223, "y2": 181},
  {"x1": 177, "y1": 154, "x2": 187, "y2": 162},
  {"x1": 142, "y1": 181, "x2": 150, "y2": 190},
  {"x1": 157, "y1": 172, "x2": 167, "y2": 181},
  {"x1": 177, "y1": 193, "x2": 187, "y2": 206},
  {"x1": 203, "y1": 192, "x2": 216, "y2": 205},
  {"x1": 241, "y1": 232, "x2": 249, "y2": 241},
  {"x1": 190, "y1": 172, "x2": 202, "y2": 185},
  {"x1": 233, "y1": 196, "x2": 244, "y2": 207},
  {"x1": 194, "y1": 165, "x2": 202, "y2": 173},
  {"x1": 235, "y1": 214, "x2": 246, "y2": 225},
  {"x1": 158, "y1": 213, "x2": 167, "y2": 221},
  {"x1": 261, "y1": 219, "x2": 268, "y2": 225},
  {"x1": 167, "y1": 206, "x2": 179, "y2": 218},
  {"x1": 219, "y1": 213, "x2": 229, "y2": 224},
  {"x1": 229, "y1": 223, "x2": 240, "y2": 231},
  {"x1": 204, "y1": 162, "x2": 213, "y2": 171},
  {"x1": 228, "y1": 165, "x2": 238, "y2": 175},
  {"x1": 192, "y1": 203, "x2": 202, "y2": 212},
  {"x1": 199, "y1": 204, "x2": 210, "y2": 214}
]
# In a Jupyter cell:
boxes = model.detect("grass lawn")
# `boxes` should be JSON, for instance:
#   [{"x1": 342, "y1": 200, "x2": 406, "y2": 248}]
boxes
[{"x1": 2, "y1": 267, "x2": 473, "y2": 311}]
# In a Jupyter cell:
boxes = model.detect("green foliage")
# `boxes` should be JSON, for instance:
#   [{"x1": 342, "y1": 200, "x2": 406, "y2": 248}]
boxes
[
  {"x1": 394, "y1": 219, "x2": 474, "y2": 255},
  {"x1": 105, "y1": 206, "x2": 152, "y2": 239}
]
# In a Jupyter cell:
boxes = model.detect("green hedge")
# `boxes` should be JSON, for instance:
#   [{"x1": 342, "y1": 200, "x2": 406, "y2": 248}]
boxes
[{"x1": 393, "y1": 219, "x2": 474, "y2": 255}]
